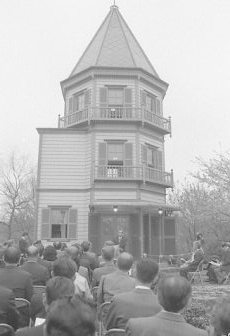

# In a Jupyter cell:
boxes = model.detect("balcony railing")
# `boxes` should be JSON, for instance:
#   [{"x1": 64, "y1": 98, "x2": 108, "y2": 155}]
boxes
[
  {"x1": 95, "y1": 165, "x2": 173, "y2": 187},
  {"x1": 58, "y1": 107, "x2": 171, "y2": 135}
]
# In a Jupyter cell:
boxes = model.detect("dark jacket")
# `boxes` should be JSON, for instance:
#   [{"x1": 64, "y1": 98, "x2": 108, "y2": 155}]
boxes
[
  {"x1": 106, "y1": 287, "x2": 162, "y2": 329},
  {"x1": 92, "y1": 261, "x2": 117, "y2": 287},
  {"x1": 21, "y1": 260, "x2": 50, "y2": 285},
  {"x1": 0, "y1": 265, "x2": 33, "y2": 301},
  {"x1": 0, "y1": 285, "x2": 19, "y2": 330}
]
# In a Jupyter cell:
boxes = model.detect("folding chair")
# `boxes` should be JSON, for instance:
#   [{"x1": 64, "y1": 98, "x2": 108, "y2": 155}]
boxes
[
  {"x1": 15, "y1": 298, "x2": 31, "y2": 328},
  {"x1": 189, "y1": 260, "x2": 205, "y2": 285},
  {"x1": 105, "y1": 329, "x2": 126, "y2": 336},
  {"x1": 98, "y1": 302, "x2": 111, "y2": 336},
  {"x1": 0, "y1": 324, "x2": 15, "y2": 336},
  {"x1": 33, "y1": 285, "x2": 46, "y2": 296}
]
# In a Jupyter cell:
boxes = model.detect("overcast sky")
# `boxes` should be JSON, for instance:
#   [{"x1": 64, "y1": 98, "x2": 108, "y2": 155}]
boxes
[{"x1": 1, "y1": 0, "x2": 230, "y2": 183}]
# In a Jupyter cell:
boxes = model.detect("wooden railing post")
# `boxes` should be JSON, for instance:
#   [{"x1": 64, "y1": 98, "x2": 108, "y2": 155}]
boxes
[
  {"x1": 169, "y1": 116, "x2": 172, "y2": 137},
  {"x1": 58, "y1": 114, "x2": 60, "y2": 128}
]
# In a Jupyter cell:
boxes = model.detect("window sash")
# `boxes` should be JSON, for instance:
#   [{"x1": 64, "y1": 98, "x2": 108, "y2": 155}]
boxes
[{"x1": 108, "y1": 88, "x2": 123, "y2": 106}]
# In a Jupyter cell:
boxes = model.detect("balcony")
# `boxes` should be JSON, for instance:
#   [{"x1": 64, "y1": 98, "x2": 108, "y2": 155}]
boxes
[
  {"x1": 94, "y1": 165, "x2": 174, "y2": 188},
  {"x1": 58, "y1": 106, "x2": 171, "y2": 135}
]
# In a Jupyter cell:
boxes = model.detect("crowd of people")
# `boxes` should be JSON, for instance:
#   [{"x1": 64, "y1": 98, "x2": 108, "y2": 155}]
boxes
[{"x1": 0, "y1": 232, "x2": 230, "y2": 336}]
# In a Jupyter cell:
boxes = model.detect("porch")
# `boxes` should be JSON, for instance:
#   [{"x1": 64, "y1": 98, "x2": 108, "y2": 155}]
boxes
[{"x1": 88, "y1": 202, "x2": 176, "y2": 258}]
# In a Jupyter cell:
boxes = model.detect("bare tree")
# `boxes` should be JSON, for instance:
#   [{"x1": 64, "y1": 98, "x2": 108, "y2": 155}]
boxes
[{"x1": 0, "y1": 153, "x2": 36, "y2": 240}]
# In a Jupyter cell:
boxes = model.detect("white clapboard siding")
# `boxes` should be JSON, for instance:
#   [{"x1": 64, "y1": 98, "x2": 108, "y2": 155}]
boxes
[
  {"x1": 94, "y1": 190, "x2": 137, "y2": 200},
  {"x1": 140, "y1": 190, "x2": 165, "y2": 204},
  {"x1": 37, "y1": 191, "x2": 90, "y2": 241},
  {"x1": 39, "y1": 133, "x2": 91, "y2": 189}
]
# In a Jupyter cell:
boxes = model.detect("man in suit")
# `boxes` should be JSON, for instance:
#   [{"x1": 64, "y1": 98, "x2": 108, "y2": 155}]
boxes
[
  {"x1": 92, "y1": 246, "x2": 117, "y2": 287},
  {"x1": 80, "y1": 241, "x2": 99, "y2": 271},
  {"x1": 16, "y1": 276, "x2": 76, "y2": 336},
  {"x1": 106, "y1": 257, "x2": 161, "y2": 329},
  {"x1": 0, "y1": 285, "x2": 19, "y2": 330},
  {"x1": 18, "y1": 232, "x2": 30, "y2": 255},
  {"x1": 0, "y1": 246, "x2": 33, "y2": 301},
  {"x1": 97, "y1": 252, "x2": 135, "y2": 307},
  {"x1": 126, "y1": 275, "x2": 207, "y2": 336},
  {"x1": 180, "y1": 241, "x2": 204, "y2": 279},
  {"x1": 21, "y1": 245, "x2": 50, "y2": 285}
]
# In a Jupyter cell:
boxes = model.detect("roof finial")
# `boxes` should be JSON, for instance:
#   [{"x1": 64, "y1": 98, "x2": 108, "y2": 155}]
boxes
[{"x1": 111, "y1": 0, "x2": 118, "y2": 8}]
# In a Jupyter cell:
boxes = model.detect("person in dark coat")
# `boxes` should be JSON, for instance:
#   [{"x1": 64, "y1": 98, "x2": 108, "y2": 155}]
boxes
[
  {"x1": 92, "y1": 246, "x2": 117, "y2": 287},
  {"x1": 126, "y1": 276, "x2": 207, "y2": 336},
  {"x1": 18, "y1": 232, "x2": 30, "y2": 255},
  {"x1": 106, "y1": 258, "x2": 161, "y2": 329},
  {"x1": 20, "y1": 246, "x2": 50, "y2": 285},
  {"x1": 0, "y1": 246, "x2": 33, "y2": 301},
  {"x1": 0, "y1": 285, "x2": 19, "y2": 330}
]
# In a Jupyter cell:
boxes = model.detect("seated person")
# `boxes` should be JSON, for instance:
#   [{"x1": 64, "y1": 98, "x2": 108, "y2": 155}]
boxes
[
  {"x1": 180, "y1": 241, "x2": 204, "y2": 279},
  {"x1": 92, "y1": 246, "x2": 116, "y2": 287},
  {"x1": 106, "y1": 258, "x2": 161, "y2": 330},
  {"x1": 209, "y1": 296, "x2": 230, "y2": 336},
  {"x1": 97, "y1": 252, "x2": 135, "y2": 307},
  {"x1": 126, "y1": 276, "x2": 207, "y2": 336},
  {"x1": 16, "y1": 277, "x2": 79, "y2": 335},
  {"x1": 208, "y1": 242, "x2": 230, "y2": 284}
]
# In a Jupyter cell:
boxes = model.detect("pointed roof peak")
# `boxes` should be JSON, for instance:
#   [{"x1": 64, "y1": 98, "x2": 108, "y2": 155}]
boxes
[{"x1": 69, "y1": 5, "x2": 159, "y2": 78}]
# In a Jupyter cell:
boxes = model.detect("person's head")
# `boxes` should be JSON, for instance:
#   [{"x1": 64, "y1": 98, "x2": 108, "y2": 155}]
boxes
[
  {"x1": 46, "y1": 296, "x2": 96, "y2": 336},
  {"x1": 27, "y1": 245, "x2": 39, "y2": 259},
  {"x1": 193, "y1": 240, "x2": 201, "y2": 250},
  {"x1": 104, "y1": 240, "x2": 115, "y2": 247},
  {"x1": 158, "y1": 276, "x2": 192, "y2": 313},
  {"x1": 33, "y1": 240, "x2": 44, "y2": 257},
  {"x1": 52, "y1": 255, "x2": 77, "y2": 279},
  {"x1": 43, "y1": 245, "x2": 57, "y2": 261},
  {"x1": 65, "y1": 246, "x2": 80, "y2": 260},
  {"x1": 4, "y1": 246, "x2": 21, "y2": 265},
  {"x1": 117, "y1": 252, "x2": 133, "y2": 272},
  {"x1": 196, "y1": 232, "x2": 203, "y2": 241},
  {"x1": 45, "y1": 276, "x2": 75, "y2": 306},
  {"x1": 22, "y1": 232, "x2": 29, "y2": 240},
  {"x1": 81, "y1": 241, "x2": 91, "y2": 252},
  {"x1": 101, "y1": 246, "x2": 114, "y2": 262},
  {"x1": 222, "y1": 242, "x2": 230, "y2": 251},
  {"x1": 210, "y1": 296, "x2": 230, "y2": 336},
  {"x1": 136, "y1": 258, "x2": 159, "y2": 285},
  {"x1": 53, "y1": 241, "x2": 62, "y2": 251}
]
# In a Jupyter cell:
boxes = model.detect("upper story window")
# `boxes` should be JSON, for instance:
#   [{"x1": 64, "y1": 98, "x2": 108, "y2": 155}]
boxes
[
  {"x1": 142, "y1": 144, "x2": 163, "y2": 170},
  {"x1": 107, "y1": 143, "x2": 124, "y2": 164},
  {"x1": 108, "y1": 88, "x2": 123, "y2": 106},
  {"x1": 67, "y1": 89, "x2": 91, "y2": 115},
  {"x1": 141, "y1": 90, "x2": 161, "y2": 116}
]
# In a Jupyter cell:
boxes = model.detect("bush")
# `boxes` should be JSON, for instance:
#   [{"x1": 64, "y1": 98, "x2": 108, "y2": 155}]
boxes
[{"x1": 183, "y1": 300, "x2": 210, "y2": 329}]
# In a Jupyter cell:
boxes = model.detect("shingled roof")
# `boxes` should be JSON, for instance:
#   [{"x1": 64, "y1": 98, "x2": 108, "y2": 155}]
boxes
[{"x1": 69, "y1": 5, "x2": 159, "y2": 78}]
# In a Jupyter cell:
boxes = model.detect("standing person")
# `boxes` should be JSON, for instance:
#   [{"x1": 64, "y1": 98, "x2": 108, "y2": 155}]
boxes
[
  {"x1": 18, "y1": 232, "x2": 30, "y2": 256},
  {"x1": 126, "y1": 276, "x2": 207, "y2": 336},
  {"x1": 97, "y1": 252, "x2": 135, "y2": 306},
  {"x1": 113, "y1": 230, "x2": 128, "y2": 252},
  {"x1": 106, "y1": 258, "x2": 161, "y2": 330}
]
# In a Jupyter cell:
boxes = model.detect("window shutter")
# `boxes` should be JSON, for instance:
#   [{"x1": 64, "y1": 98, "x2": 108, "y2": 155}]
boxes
[
  {"x1": 124, "y1": 143, "x2": 133, "y2": 166},
  {"x1": 124, "y1": 88, "x2": 132, "y2": 105},
  {"x1": 141, "y1": 145, "x2": 147, "y2": 164},
  {"x1": 73, "y1": 95, "x2": 78, "y2": 112},
  {"x1": 68, "y1": 97, "x2": 73, "y2": 114},
  {"x1": 98, "y1": 143, "x2": 107, "y2": 165},
  {"x1": 156, "y1": 98, "x2": 161, "y2": 115},
  {"x1": 141, "y1": 90, "x2": 146, "y2": 106},
  {"x1": 41, "y1": 209, "x2": 50, "y2": 239},
  {"x1": 84, "y1": 89, "x2": 91, "y2": 106},
  {"x1": 99, "y1": 88, "x2": 107, "y2": 105},
  {"x1": 68, "y1": 209, "x2": 77, "y2": 239},
  {"x1": 154, "y1": 151, "x2": 163, "y2": 170}
]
